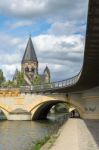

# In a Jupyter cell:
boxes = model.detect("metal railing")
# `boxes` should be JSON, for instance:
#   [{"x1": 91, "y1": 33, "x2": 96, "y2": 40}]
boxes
[{"x1": 20, "y1": 71, "x2": 81, "y2": 93}]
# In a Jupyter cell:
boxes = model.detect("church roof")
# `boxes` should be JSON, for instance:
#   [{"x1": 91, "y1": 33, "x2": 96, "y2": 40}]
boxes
[
  {"x1": 22, "y1": 36, "x2": 38, "y2": 63},
  {"x1": 44, "y1": 66, "x2": 50, "y2": 75}
]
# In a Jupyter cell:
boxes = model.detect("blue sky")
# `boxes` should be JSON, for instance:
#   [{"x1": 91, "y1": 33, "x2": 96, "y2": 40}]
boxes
[{"x1": 0, "y1": 0, "x2": 88, "y2": 81}]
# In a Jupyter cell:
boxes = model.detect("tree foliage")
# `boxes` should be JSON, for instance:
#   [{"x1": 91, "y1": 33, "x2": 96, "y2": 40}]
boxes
[
  {"x1": 15, "y1": 71, "x2": 25, "y2": 86},
  {"x1": 1, "y1": 71, "x2": 25, "y2": 88},
  {"x1": 54, "y1": 103, "x2": 68, "y2": 113},
  {"x1": 0, "y1": 69, "x2": 5, "y2": 86},
  {"x1": 1, "y1": 80, "x2": 17, "y2": 88},
  {"x1": 32, "y1": 75, "x2": 42, "y2": 85}
]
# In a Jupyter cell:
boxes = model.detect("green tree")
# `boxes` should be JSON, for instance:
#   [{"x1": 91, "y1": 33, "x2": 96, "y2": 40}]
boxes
[
  {"x1": 0, "y1": 69, "x2": 5, "y2": 86},
  {"x1": 54, "y1": 103, "x2": 68, "y2": 113},
  {"x1": 32, "y1": 75, "x2": 42, "y2": 85},
  {"x1": 1, "y1": 80, "x2": 17, "y2": 88},
  {"x1": 1, "y1": 71, "x2": 25, "y2": 88},
  {"x1": 16, "y1": 71, "x2": 25, "y2": 86}
]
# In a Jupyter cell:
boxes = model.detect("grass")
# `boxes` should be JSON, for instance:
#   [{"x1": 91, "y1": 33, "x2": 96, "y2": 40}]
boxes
[
  {"x1": 32, "y1": 131, "x2": 60, "y2": 150},
  {"x1": 33, "y1": 135, "x2": 50, "y2": 150},
  {"x1": 47, "y1": 134, "x2": 60, "y2": 149},
  {"x1": 32, "y1": 114, "x2": 68, "y2": 150}
]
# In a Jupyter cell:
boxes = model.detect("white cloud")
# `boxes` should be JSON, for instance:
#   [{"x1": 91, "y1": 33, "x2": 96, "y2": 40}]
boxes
[
  {"x1": 33, "y1": 34, "x2": 84, "y2": 54},
  {"x1": 0, "y1": 0, "x2": 88, "y2": 21},
  {"x1": 2, "y1": 64, "x2": 21, "y2": 80},
  {"x1": 7, "y1": 21, "x2": 33, "y2": 29},
  {"x1": 0, "y1": 33, "x2": 84, "y2": 81},
  {"x1": 33, "y1": 34, "x2": 84, "y2": 81},
  {"x1": 0, "y1": 53, "x2": 20, "y2": 65},
  {"x1": 0, "y1": 0, "x2": 89, "y2": 82},
  {"x1": 0, "y1": 34, "x2": 22, "y2": 54},
  {"x1": 0, "y1": 34, "x2": 25, "y2": 79},
  {"x1": 48, "y1": 21, "x2": 86, "y2": 36}
]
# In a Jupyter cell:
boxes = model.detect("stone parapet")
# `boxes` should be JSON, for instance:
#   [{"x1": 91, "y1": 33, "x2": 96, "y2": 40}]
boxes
[{"x1": 0, "y1": 89, "x2": 20, "y2": 97}]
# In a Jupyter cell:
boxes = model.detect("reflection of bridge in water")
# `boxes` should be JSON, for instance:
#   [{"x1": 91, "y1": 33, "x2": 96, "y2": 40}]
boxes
[{"x1": 1, "y1": 0, "x2": 99, "y2": 120}]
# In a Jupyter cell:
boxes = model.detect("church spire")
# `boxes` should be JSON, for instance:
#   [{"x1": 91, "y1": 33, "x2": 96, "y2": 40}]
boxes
[
  {"x1": 22, "y1": 36, "x2": 38, "y2": 63},
  {"x1": 44, "y1": 66, "x2": 50, "y2": 74}
]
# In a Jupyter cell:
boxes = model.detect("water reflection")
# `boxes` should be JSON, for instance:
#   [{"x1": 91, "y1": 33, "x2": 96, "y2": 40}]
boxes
[{"x1": 0, "y1": 113, "x2": 67, "y2": 150}]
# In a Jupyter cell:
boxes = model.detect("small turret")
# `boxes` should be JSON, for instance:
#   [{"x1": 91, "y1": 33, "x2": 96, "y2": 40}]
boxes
[{"x1": 44, "y1": 66, "x2": 50, "y2": 83}]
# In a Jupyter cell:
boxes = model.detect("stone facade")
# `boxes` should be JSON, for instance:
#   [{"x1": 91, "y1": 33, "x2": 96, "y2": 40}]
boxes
[
  {"x1": 21, "y1": 61, "x2": 38, "y2": 82},
  {"x1": 14, "y1": 36, "x2": 50, "y2": 85}
]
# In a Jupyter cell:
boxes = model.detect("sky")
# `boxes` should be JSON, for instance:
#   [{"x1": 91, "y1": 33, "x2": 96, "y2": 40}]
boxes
[{"x1": 0, "y1": 0, "x2": 89, "y2": 81}]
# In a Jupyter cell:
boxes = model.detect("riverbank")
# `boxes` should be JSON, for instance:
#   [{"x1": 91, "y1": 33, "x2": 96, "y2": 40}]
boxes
[
  {"x1": 40, "y1": 127, "x2": 61, "y2": 150},
  {"x1": 33, "y1": 124, "x2": 61, "y2": 150},
  {"x1": 50, "y1": 119, "x2": 99, "y2": 150},
  {"x1": 50, "y1": 118, "x2": 79, "y2": 150},
  {"x1": 32, "y1": 114, "x2": 68, "y2": 150},
  {"x1": 33, "y1": 135, "x2": 50, "y2": 150}
]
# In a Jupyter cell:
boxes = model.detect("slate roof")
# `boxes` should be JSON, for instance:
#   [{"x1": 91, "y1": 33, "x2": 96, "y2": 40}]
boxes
[
  {"x1": 44, "y1": 66, "x2": 50, "y2": 75},
  {"x1": 22, "y1": 37, "x2": 38, "y2": 63}
]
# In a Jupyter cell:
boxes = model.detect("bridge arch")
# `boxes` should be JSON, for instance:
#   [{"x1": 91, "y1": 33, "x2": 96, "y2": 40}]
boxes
[
  {"x1": 26, "y1": 94, "x2": 83, "y2": 120},
  {"x1": 65, "y1": 100, "x2": 84, "y2": 118},
  {"x1": 31, "y1": 100, "x2": 66, "y2": 120},
  {"x1": 0, "y1": 104, "x2": 10, "y2": 120}
]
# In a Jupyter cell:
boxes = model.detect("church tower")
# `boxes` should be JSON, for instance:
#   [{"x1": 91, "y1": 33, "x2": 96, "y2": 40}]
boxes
[
  {"x1": 21, "y1": 36, "x2": 38, "y2": 82},
  {"x1": 44, "y1": 66, "x2": 50, "y2": 83}
]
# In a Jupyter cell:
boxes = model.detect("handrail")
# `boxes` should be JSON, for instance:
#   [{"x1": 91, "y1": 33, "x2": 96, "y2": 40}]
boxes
[{"x1": 20, "y1": 71, "x2": 82, "y2": 93}]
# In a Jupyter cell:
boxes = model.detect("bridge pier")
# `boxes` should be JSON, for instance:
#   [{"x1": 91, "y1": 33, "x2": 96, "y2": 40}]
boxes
[
  {"x1": 68, "y1": 87, "x2": 99, "y2": 119},
  {"x1": 7, "y1": 113, "x2": 31, "y2": 121}
]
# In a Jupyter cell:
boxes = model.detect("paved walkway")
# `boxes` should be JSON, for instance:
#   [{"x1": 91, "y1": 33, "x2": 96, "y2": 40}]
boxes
[{"x1": 50, "y1": 119, "x2": 99, "y2": 150}]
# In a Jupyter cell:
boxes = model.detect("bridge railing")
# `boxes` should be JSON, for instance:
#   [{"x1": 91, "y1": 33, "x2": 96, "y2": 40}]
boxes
[{"x1": 20, "y1": 72, "x2": 81, "y2": 93}]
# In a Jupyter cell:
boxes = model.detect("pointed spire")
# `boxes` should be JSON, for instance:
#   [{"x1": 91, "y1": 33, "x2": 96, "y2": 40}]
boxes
[
  {"x1": 44, "y1": 66, "x2": 50, "y2": 74},
  {"x1": 22, "y1": 36, "x2": 38, "y2": 63}
]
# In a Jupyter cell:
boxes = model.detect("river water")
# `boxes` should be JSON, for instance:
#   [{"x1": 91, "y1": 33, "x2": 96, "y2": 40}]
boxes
[{"x1": 0, "y1": 114, "x2": 67, "y2": 150}]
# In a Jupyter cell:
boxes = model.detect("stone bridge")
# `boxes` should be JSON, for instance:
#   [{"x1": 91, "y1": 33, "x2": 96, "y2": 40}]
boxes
[
  {"x1": 0, "y1": 89, "x2": 66, "y2": 120},
  {"x1": 0, "y1": 86, "x2": 99, "y2": 120}
]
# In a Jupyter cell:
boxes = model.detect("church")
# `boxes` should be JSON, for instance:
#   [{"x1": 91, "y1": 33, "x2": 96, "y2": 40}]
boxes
[{"x1": 13, "y1": 36, "x2": 50, "y2": 85}]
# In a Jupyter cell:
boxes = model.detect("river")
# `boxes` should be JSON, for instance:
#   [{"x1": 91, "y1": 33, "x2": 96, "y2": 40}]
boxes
[{"x1": 0, "y1": 113, "x2": 67, "y2": 150}]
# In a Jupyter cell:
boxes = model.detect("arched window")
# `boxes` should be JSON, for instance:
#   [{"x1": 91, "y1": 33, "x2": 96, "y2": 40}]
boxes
[
  {"x1": 25, "y1": 67, "x2": 29, "y2": 72},
  {"x1": 31, "y1": 67, "x2": 35, "y2": 72}
]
